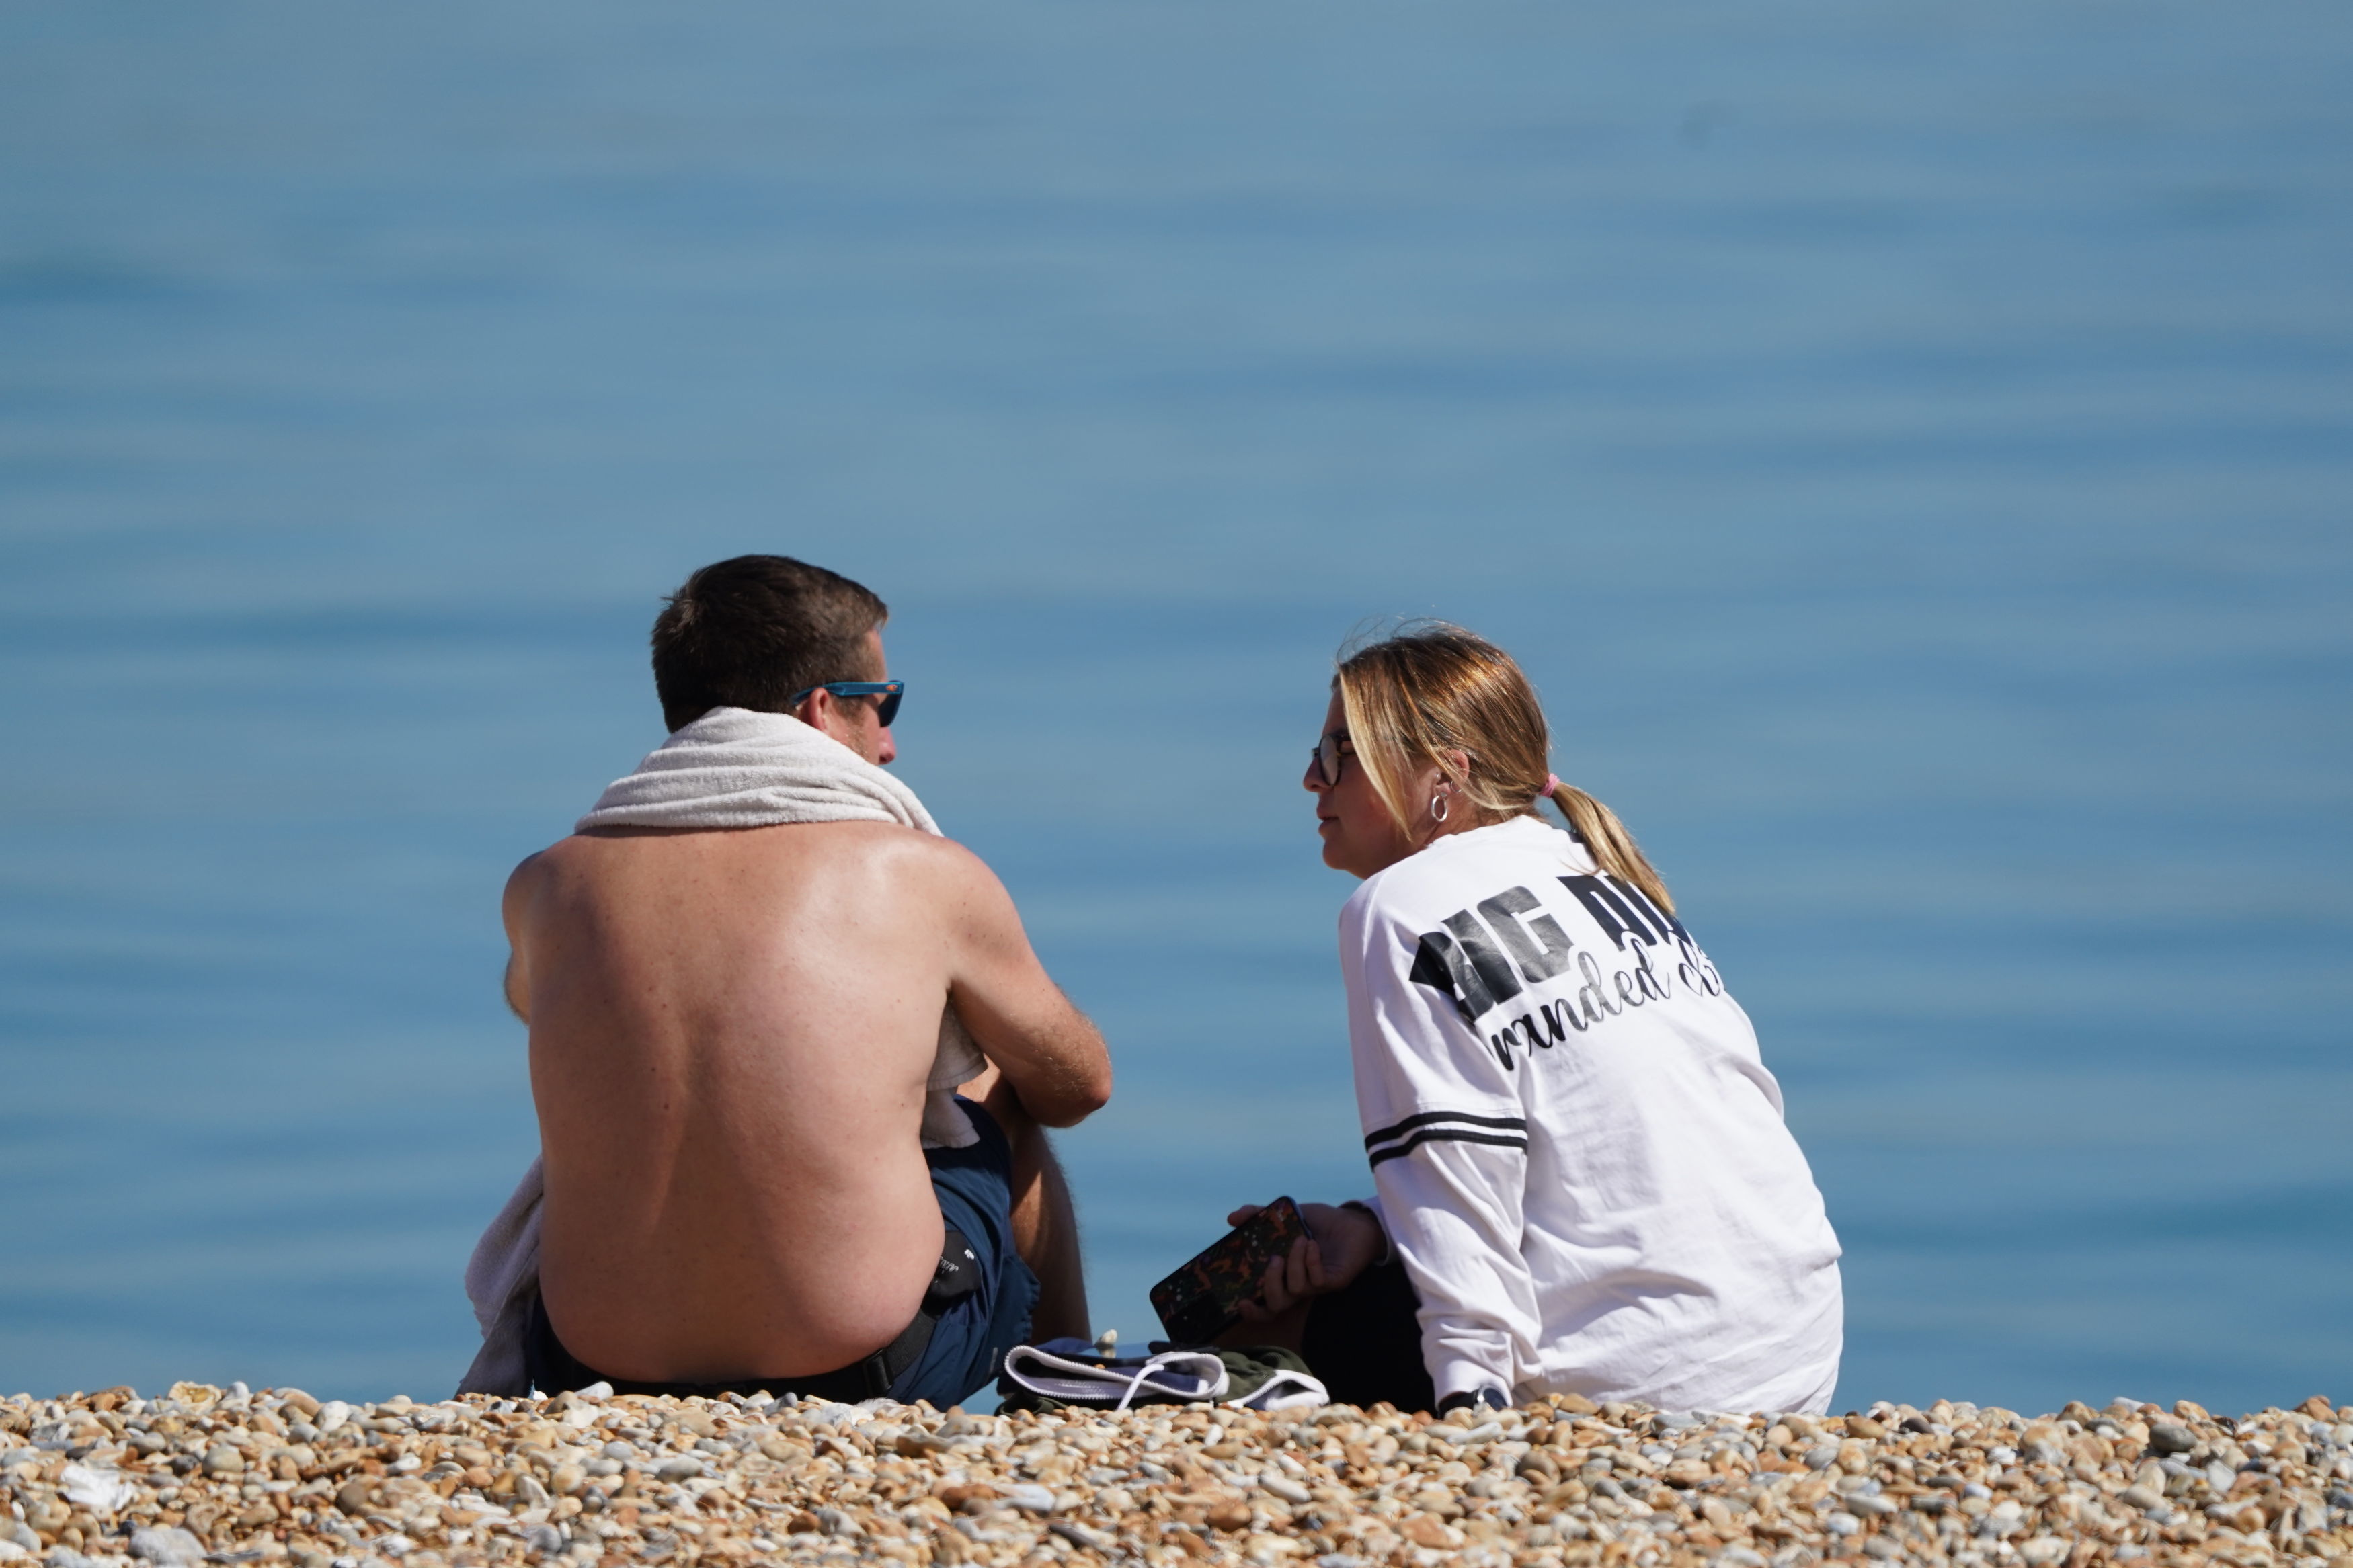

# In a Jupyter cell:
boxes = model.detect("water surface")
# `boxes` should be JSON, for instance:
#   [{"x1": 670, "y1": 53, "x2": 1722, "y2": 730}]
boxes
[{"x1": 1, "y1": 1, "x2": 2348, "y2": 1413}]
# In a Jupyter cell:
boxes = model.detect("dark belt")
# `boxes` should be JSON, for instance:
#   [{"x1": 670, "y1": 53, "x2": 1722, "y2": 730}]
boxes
[{"x1": 526, "y1": 1227, "x2": 982, "y2": 1402}]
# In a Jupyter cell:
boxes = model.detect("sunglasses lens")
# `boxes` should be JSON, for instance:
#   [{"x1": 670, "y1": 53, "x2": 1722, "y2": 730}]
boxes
[{"x1": 875, "y1": 690, "x2": 901, "y2": 727}]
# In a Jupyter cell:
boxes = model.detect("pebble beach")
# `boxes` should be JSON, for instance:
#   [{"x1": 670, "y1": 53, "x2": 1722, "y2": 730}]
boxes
[{"x1": 5, "y1": 1383, "x2": 2350, "y2": 1568}]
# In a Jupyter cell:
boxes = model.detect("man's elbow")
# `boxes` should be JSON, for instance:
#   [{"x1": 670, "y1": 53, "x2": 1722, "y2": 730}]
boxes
[
  {"x1": 1036, "y1": 1064, "x2": 1113, "y2": 1128},
  {"x1": 1076, "y1": 1067, "x2": 1114, "y2": 1120}
]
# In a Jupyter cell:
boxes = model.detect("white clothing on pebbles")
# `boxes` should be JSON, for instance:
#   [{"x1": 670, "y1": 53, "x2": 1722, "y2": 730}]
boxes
[{"x1": 5, "y1": 1382, "x2": 2350, "y2": 1568}]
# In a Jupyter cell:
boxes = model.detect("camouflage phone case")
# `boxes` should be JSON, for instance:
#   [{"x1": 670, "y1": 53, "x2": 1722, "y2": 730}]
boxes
[{"x1": 1149, "y1": 1196, "x2": 1308, "y2": 1345}]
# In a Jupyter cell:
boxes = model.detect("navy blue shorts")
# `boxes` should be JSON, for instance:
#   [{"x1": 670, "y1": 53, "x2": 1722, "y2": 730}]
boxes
[
  {"x1": 523, "y1": 1096, "x2": 1037, "y2": 1409},
  {"x1": 890, "y1": 1096, "x2": 1041, "y2": 1407}
]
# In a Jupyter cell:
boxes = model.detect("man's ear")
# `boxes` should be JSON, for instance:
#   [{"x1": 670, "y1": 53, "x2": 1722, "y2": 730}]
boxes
[{"x1": 798, "y1": 688, "x2": 863, "y2": 750}]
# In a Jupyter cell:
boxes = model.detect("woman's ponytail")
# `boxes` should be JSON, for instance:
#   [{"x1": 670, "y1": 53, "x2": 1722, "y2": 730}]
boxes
[
  {"x1": 1549, "y1": 782, "x2": 1675, "y2": 916},
  {"x1": 1339, "y1": 622, "x2": 1677, "y2": 915}
]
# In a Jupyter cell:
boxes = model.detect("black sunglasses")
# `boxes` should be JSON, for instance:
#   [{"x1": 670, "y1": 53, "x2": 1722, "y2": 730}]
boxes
[
  {"x1": 1309, "y1": 726, "x2": 1355, "y2": 786},
  {"x1": 787, "y1": 679, "x2": 903, "y2": 727}
]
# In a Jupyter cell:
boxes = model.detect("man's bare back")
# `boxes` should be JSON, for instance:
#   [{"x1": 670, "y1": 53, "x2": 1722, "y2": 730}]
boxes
[{"x1": 500, "y1": 593, "x2": 1109, "y2": 1389}]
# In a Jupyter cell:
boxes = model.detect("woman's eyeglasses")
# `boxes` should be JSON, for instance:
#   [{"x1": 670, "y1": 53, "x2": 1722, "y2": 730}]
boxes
[
  {"x1": 1310, "y1": 727, "x2": 1355, "y2": 786},
  {"x1": 788, "y1": 680, "x2": 904, "y2": 727}
]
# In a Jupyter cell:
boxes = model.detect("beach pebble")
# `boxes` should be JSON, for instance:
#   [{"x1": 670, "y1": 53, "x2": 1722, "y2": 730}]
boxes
[
  {"x1": 127, "y1": 1528, "x2": 203, "y2": 1567},
  {"x1": 6, "y1": 1380, "x2": 2349, "y2": 1568},
  {"x1": 59, "y1": 1464, "x2": 134, "y2": 1515},
  {"x1": 1049, "y1": 1519, "x2": 1115, "y2": 1552},
  {"x1": 1400, "y1": 1514, "x2": 1462, "y2": 1548}
]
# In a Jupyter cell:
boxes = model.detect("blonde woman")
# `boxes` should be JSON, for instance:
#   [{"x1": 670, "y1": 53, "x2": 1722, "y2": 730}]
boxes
[{"x1": 1229, "y1": 625, "x2": 1843, "y2": 1415}]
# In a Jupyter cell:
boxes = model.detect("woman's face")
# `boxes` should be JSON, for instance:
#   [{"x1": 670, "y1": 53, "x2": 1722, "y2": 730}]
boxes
[{"x1": 1304, "y1": 692, "x2": 1431, "y2": 879}]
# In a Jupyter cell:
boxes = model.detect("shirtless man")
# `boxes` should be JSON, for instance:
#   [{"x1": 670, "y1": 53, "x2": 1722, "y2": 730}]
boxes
[{"x1": 500, "y1": 555, "x2": 1111, "y2": 1403}]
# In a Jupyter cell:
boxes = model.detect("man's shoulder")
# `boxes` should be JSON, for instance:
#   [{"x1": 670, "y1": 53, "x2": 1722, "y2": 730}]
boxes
[
  {"x1": 849, "y1": 823, "x2": 993, "y2": 885},
  {"x1": 754, "y1": 819, "x2": 975, "y2": 862},
  {"x1": 504, "y1": 843, "x2": 555, "y2": 894},
  {"x1": 512, "y1": 821, "x2": 992, "y2": 900},
  {"x1": 506, "y1": 831, "x2": 621, "y2": 888},
  {"x1": 582, "y1": 818, "x2": 991, "y2": 878},
  {"x1": 752, "y1": 819, "x2": 990, "y2": 887},
  {"x1": 729, "y1": 824, "x2": 1009, "y2": 936}
]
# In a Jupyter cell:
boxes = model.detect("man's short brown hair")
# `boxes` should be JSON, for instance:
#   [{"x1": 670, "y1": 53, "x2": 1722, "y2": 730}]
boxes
[{"x1": 650, "y1": 556, "x2": 889, "y2": 732}]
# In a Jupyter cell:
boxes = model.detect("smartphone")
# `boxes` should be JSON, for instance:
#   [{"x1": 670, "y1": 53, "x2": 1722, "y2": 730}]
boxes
[{"x1": 1149, "y1": 1196, "x2": 1310, "y2": 1345}]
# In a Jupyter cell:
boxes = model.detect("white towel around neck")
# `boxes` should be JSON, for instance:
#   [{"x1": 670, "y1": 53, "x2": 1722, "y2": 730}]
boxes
[
  {"x1": 573, "y1": 702, "x2": 945, "y2": 836},
  {"x1": 458, "y1": 706, "x2": 987, "y2": 1396}
]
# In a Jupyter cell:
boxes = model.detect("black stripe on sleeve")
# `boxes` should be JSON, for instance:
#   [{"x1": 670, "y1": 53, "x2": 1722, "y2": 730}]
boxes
[
  {"x1": 1367, "y1": 1127, "x2": 1531, "y2": 1168},
  {"x1": 1363, "y1": 1109, "x2": 1529, "y2": 1151}
]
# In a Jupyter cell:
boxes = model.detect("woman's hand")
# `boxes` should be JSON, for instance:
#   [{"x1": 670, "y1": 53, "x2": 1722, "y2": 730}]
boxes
[{"x1": 1228, "y1": 1201, "x2": 1387, "y2": 1321}]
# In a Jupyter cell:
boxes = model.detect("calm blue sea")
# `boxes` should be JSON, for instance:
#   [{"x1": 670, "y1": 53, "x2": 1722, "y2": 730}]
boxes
[{"x1": 2, "y1": 2, "x2": 2348, "y2": 1415}]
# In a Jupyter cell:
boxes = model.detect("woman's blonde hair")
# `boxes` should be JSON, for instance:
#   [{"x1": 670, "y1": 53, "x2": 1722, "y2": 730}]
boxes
[{"x1": 1334, "y1": 623, "x2": 1674, "y2": 913}]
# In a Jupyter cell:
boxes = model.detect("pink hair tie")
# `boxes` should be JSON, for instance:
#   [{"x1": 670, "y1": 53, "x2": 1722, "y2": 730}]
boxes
[{"x1": 1540, "y1": 773, "x2": 1560, "y2": 798}]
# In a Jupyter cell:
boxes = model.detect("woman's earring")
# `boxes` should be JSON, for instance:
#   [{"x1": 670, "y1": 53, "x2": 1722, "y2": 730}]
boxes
[{"x1": 1431, "y1": 792, "x2": 1449, "y2": 825}]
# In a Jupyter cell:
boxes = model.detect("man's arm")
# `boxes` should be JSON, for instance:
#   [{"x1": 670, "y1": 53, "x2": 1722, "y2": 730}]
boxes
[{"x1": 930, "y1": 841, "x2": 1111, "y2": 1128}]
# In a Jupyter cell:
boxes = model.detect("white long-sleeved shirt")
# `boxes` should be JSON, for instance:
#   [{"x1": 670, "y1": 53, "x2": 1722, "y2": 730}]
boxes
[{"x1": 1341, "y1": 815, "x2": 1843, "y2": 1413}]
